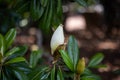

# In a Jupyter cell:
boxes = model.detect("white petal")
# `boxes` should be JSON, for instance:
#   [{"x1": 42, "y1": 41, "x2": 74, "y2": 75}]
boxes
[{"x1": 50, "y1": 24, "x2": 64, "y2": 55}]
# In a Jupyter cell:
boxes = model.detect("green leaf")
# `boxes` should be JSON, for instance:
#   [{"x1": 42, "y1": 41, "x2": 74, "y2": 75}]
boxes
[
  {"x1": 29, "y1": 50, "x2": 42, "y2": 68},
  {"x1": 2, "y1": 73, "x2": 8, "y2": 80},
  {"x1": 52, "y1": 0, "x2": 63, "y2": 28},
  {"x1": 57, "y1": 0, "x2": 62, "y2": 14},
  {"x1": 29, "y1": 67, "x2": 49, "y2": 80},
  {"x1": 81, "y1": 74, "x2": 101, "y2": 80},
  {"x1": 0, "y1": 34, "x2": 5, "y2": 56},
  {"x1": 57, "y1": 67, "x2": 64, "y2": 80},
  {"x1": 41, "y1": 72, "x2": 50, "y2": 80},
  {"x1": 11, "y1": 63, "x2": 31, "y2": 73},
  {"x1": 14, "y1": 0, "x2": 29, "y2": 15},
  {"x1": 75, "y1": 0, "x2": 88, "y2": 7},
  {"x1": 88, "y1": 53, "x2": 104, "y2": 67},
  {"x1": 16, "y1": 45, "x2": 28, "y2": 56},
  {"x1": 0, "y1": 53, "x2": 2, "y2": 63},
  {"x1": 51, "y1": 66, "x2": 55, "y2": 80},
  {"x1": 13, "y1": 69, "x2": 28, "y2": 80},
  {"x1": 29, "y1": 69, "x2": 42, "y2": 80},
  {"x1": 2, "y1": 66, "x2": 15, "y2": 80},
  {"x1": 59, "y1": 50, "x2": 74, "y2": 71},
  {"x1": 4, "y1": 28, "x2": 16, "y2": 49},
  {"x1": 9, "y1": 45, "x2": 28, "y2": 58},
  {"x1": 56, "y1": 0, "x2": 63, "y2": 20},
  {"x1": 39, "y1": 0, "x2": 53, "y2": 34},
  {"x1": 30, "y1": 0, "x2": 44, "y2": 21},
  {"x1": 82, "y1": 68, "x2": 92, "y2": 75},
  {"x1": 67, "y1": 36, "x2": 79, "y2": 71},
  {"x1": 91, "y1": 64, "x2": 107, "y2": 68},
  {"x1": 5, "y1": 57, "x2": 26, "y2": 64},
  {"x1": 40, "y1": 0, "x2": 48, "y2": 7},
  {"x1": 5, "y1": 47, "x2": 20, "y2": 57}
]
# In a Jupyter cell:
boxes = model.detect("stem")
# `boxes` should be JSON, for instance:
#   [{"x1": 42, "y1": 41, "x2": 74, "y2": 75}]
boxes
[
  {"x1": 74, "y1": 74, "x2": 76, "y2": 80},
  {"x1": 74, "y1": 74, "x2": 80, "y2": 80},
  {"x1": 0, "y1": 64, "x2": 3, "y2": 76}
]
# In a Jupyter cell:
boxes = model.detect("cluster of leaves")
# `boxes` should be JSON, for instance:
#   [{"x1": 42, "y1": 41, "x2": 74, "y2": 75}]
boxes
[
  {"x1": 30, "y1": 0, "x2": 63, "y2": 33},
  {"x1": 0, "y1": 29, "x2": 27, "y2": 79},
  {"x1": 59, "y1": 36, "x2": 105, "y2": 80},
  {"x1": 0, "y1": 29, "x2": 43, "y2": 80},
  {"x1": 0, "y1": 0, "x2": 63, "y2": 34},
  {"x1": 0, "y1": 28, "x2": 67, "y2": 80},
  {"x1": 0, "y1": 29, "x2": 105, "y2": 80},
  {"x1": 0, "y1": 0, "x2": 98, "y2": 34}
]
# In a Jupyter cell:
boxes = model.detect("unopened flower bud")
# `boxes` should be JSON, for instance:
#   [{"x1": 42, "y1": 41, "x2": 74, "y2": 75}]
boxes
[
  {"x1": 76, "y1": 57, "x2": 85, "y2": 74},
  {"x1": 50, "y1": 24, "x2": 64, "y2": 55}
]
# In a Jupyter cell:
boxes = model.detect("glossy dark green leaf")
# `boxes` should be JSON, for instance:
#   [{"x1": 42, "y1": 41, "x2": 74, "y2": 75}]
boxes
[
  {"x1": 81, "y1": 74, "x2": 101, "y2": 80},
  {"x1": 57, "y1": 67, "x2": 64, "y2": 80},
  {"x1": 28, "y1": 68, "x2": 42, "y2": 80},
  {"x1": 30, "y1": 0, "x2": 44, "y2": 21},
  {"x1": 29, "y1": 67, "x2": 49, "y2": 80},
  {"x1": 39, "y1": 0, "x2": 53, "y2": 34},
  {"x1": 52, "y1": 0, "x2": 63, "y2": 28},
  {"x1": 41, "y1": 72, "x2": 50, "y2": 80},
  {"x1": 81, "y1": 77, "x2": 95, "y2": 80},
  {"x1": 67, "y1": 36, "x2": 79, "y2": 71},
  {"x1": 2, "y1": 66, "x2": 15, "y2": 79},
  {"x1": 2, "y1": 73, "x2": 8, "y2": 80},
  {"x1": 40, "y1": 0, "x2": 48, "y2": 7},
  {"x1": 59, "y1": 50, "x2": 74, "y2": 71},
  {"x1": 4, "y1": 28, "x2": 16, "y2": 49},
  {"x1": 57, "y1": 0, "x2": 62, "y2": 14},
  {"x1": 51, "y1": 66, "x2": 55, "y2": 80},
  {"x1": 75, "y1": 0, "x2": 88, "y2": 7},
  {"x1": 13, "y1": 0, "x2": 29, "y2": 14},
  {"x1": 16, "y1": 45, "x2": 28, "y2": 56},
  {"x1": 82, "y1": 68, "x2": 92, "y2": 75},
  {"x1": 88, "y1": 53, "x2": 104, "y2": 67},
  {"x1": 0, "y1": 53, "x2": 2, "y2": 63},
  {"x1": 91, "y1": 64, "x2": 107, "y2": 68},
  {"x1": 13, "y1": 69, "x2": 28, "y2": 80},
  {"x1": 11, "y1": 62, "x2": 31, "y2": 74},
  {"x1": 0, "y1": 34, "x2": 5, "y2": 55},
  {"x1": 9, "y1": 45, "x2": 28, "y2": 58},
  {"x1": 56, "y1": 0, "x2": 63, "y2": 20},
  {"x1": 5, "y1": 57, "x2": 26, "y2": 64},
  {"x1": 29, "y1": 50, "x2": 42, "y2": 68},
  {"x1": 5, "y1": 47, "x2": 20, "y2": 57}
]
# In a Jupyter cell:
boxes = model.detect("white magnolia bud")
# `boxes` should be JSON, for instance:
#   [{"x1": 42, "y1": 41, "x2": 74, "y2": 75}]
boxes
[{"x1": 50, "y1": 24, "x2": 64, "y2": 55}]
